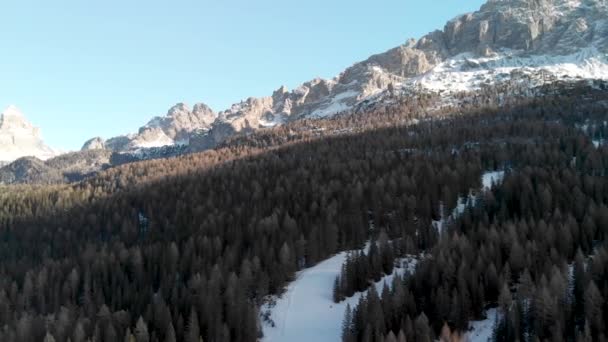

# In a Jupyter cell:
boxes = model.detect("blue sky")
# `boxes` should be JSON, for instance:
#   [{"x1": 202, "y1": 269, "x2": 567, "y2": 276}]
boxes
[{"x1": 0, "y1": 0, "x2": 485, "y2": 150}]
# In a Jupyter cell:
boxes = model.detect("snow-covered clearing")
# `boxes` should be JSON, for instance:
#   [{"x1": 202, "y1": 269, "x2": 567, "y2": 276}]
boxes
[
  {"x1": 261, "y1": 251, "x2": 418, "y2": 342},
  {"x1": 433, "y1": 195, "x2": 477, "y2": 235},
  {"x1": 434, "y1": 170, "x2": 506, "y2": 234},
  {"x1": 593, "y1": 139, "x2": 605, "y2": 148},
  {"x1": 482, "y1": 171, "x2": 505, "y2": 191},
  {"x1": 464, "y1": 308, "x2": 501, "y2": 342}
]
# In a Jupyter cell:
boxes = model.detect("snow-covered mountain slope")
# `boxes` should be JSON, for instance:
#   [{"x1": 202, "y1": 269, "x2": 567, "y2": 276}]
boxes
[
  {"x1": 0, "y1": 106, "x2": 56, "y2": 163},
  {"x1": 88, "y1": 0, "x2": 608, "y2": 154}
]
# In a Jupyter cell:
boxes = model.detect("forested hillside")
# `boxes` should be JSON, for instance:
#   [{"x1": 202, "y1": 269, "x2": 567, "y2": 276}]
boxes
[{"x1": 0, "y1": 83, "x2": 607, "y2": 342}]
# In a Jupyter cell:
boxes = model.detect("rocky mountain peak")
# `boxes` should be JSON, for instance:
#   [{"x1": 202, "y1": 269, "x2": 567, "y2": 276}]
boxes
[
  {"x1": 2, "y1": 105, "x2": 24, "y2": 118},
  {"x1": 120, "y1": 102, "x2": 218, "y2": 150},
  {"x1": 81, "y1": 0, "x2": 608, "y2": 154},
  {"x1": 0, "y1": 106, "x2": 56, "y2": 163},
  {"x1": 193, "y1": 103, "x2": 214, "y2": 116},
  {"x1": 1, "y1": 105, "x2": 33, "y2": 131},
  {"x1": 82, "y1": 137, "x2": 106, "y2": 151},
  {"x1": 167, "y1": 103, "x2": 190, "y2": 117}
]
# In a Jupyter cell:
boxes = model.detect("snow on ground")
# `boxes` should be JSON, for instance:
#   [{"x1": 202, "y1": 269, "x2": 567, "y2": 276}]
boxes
[
  {"x1": 482, "y1": 170, "x2": 505, "y2": 191},
  {"x1": 259, "y1": 114, "x2": 286, "y2": 128},
  {"x1": 131, "y1": 134, "x2": 175, "y2": 149},
  {"x1": 414, "y1": 48, "x2": 608, "y2": 94},
  {"x1": 310, "y1": 90, "x2": 359, "y2": 118},
  {"x1": 593, "y1": 139, "x2": 605, "y2": 148},
  {"x1": 261, "y1": 251, "x2": 418, "y2": 342},
  {"x1": 464, "y1": 308, "x2": 501, "y2": 342},
  {"x1": 433, "y1": 194, "x2": 478, "y2": 235},
  {"x1": 434, "y1": 170, "x2": 505, "y2": 234}
]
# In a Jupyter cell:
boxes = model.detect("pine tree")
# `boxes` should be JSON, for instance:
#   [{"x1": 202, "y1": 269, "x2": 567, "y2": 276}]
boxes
[
  {"x1": 186, "y1": 308, "x2": 200, "y2": 342},
  {"x1": 414, "y1": 313, "x2": 431, "y2": 342},
  {"x1": 105, "y1": 323, "x2": 118, "y2": 342},
  {"x1": 124, "y1": 328, "x2": 136, "y2": 342},
  {"x1": 498, "y1": 283, "x2": 512, "y2": 312},
  {"x1": 584, "y1": 281, "x2": 604, "y2": 336},
  {"x1": 342, "y1": 304, "x2": 353, "y2": 342},
  {"x1": 43, "y1": 332, "x2": 57, "y2": 342},
  {"x1": 72, "y1": 322, "x2": 86, "y2": 342},
  {"x1": 333, "y1": 276, "x2": 342, "y2": 303},
  {"x1": 397, "y1": 329, "x2": 407, "y2": 342},
  {"x1": 165, "y1": 322, "x2": 176, "y2": 342},
  {"x1": 135, "y1": 317, "x2": 150, "y2": 342}
]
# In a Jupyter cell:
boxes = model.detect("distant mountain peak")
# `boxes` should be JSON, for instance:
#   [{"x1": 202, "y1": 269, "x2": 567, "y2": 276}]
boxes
[
  {"x1": 0, "y1": 106, "x2": 56, "y2": 163},
  {"x1": 1, "y1": 105, "x2": 25, "y2": 118}
]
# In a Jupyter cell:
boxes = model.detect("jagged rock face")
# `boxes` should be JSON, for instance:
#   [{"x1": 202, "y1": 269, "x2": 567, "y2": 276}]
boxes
[
  {"x1": 105, "y1": 136, "x2": 133, "y2": 151},
  {"x1": 85, "y1": 0, "x2": 608, "y2": 153},
  {"x1": 82, "y1": 137, "x2": 106, "y2": 150},
  {"x1": 201, "y1": 0, "x2": 608, "y2": 147},
  {"x1": 441, "y1": 0, "x2": 607, "y2": 56},
  {"x1": 160, "y1": 103, "x2": 216, "y2": 141},
  {"x1": 93, "y1": 103, "x2": 218, "y2": 152},
  {"x1": 0, "y1": 106, "x2": 56, "y2": 163}
]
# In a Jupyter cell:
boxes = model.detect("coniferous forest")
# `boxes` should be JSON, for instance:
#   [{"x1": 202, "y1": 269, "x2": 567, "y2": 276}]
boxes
[{"x1": 1, "y1": 82, "x2": 608, "y2": 341}]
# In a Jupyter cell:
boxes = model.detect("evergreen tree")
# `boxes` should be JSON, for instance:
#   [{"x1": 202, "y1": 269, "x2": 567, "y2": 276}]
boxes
[
  {"x1": 186, "y1": 308, "x2": 201, "y2": 342},
  {"x1": 165, "y1": 323, "x2": 177, "y2": 342}
]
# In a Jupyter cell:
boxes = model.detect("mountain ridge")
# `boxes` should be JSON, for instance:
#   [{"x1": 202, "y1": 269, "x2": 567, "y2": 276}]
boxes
[
  {"x1": 84, "y1": 0, "x2": 607, "y2": 154},
  {"x1": 3, "y1": 0, "x2": 607, "y2": 167}
]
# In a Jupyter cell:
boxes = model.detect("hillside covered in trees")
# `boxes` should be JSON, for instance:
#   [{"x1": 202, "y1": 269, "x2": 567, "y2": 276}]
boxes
[{"x1": 0, "y1": 82, "x2": 607, "y2": 342}]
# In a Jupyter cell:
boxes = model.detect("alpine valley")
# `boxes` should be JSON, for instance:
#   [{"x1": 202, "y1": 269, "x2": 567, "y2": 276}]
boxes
[{"x1": 2, "y1": 1, "x2": 608, "y2": 342}]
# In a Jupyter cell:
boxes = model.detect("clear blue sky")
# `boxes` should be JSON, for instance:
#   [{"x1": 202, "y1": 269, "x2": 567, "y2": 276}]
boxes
[{"x1": 0, "y1": 0, "x2": 485, "y2": 150}]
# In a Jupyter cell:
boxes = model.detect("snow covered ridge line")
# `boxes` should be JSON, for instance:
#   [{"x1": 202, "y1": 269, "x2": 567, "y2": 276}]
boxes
[
  {"x1": 413, "y1": 48, "x2": 608, "y2": 94},
  {"x1": 78, "y1": 0, "x2": 608, "y2": 153}
]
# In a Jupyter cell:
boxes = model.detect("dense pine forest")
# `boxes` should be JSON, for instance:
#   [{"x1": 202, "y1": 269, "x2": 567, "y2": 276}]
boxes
[{"x1": 0, "y1": 82, "x2": 607, "y2": 341}]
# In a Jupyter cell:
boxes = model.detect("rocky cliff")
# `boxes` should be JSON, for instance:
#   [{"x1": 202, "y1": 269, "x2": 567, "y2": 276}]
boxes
[
  {"x1": 89, "y1": 0, "x2": 608, "y2": 153},
  {"x1": 0, "y1": 106, "x2": 56, "y2": 163}
]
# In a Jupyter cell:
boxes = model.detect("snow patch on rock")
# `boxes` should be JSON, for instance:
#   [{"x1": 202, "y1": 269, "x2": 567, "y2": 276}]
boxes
[{"x1": 415, "y1": 48, "x2": 608, "y2": 93}]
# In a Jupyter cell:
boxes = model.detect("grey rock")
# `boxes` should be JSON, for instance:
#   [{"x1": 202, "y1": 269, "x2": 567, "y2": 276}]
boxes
[
  {"x1": 0, "y1": 106, "x2": 56, "y2": 163},
  {"x1": 82, "y1": 137, "x2": 106, "y2": 150},
  {"x1": 86, "y1": 0, "x2": 608, "y2": 151},
  {"x1": 0, "y1": 157, "x2": 63, "y2": 185}
]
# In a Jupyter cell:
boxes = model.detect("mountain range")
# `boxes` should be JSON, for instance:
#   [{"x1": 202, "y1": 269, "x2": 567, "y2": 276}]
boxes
[{"x1": 2, "y1": 0, "x2": 608, "y2": 182}]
